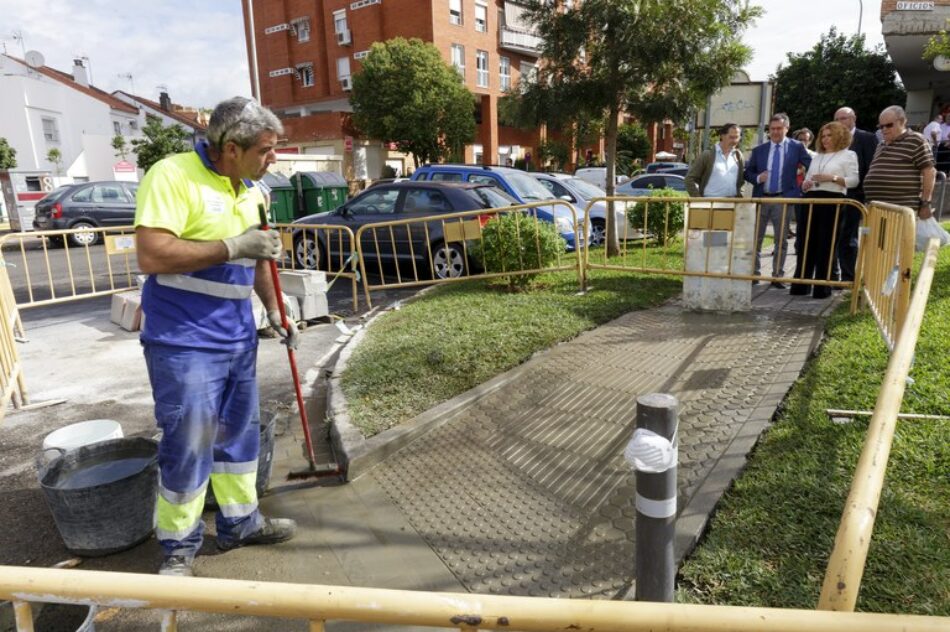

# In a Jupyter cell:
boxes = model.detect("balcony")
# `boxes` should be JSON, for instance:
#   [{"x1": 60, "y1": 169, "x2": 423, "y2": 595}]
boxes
[{"x1": 499, "y1": 26, "x2": 542, "y2": 57}]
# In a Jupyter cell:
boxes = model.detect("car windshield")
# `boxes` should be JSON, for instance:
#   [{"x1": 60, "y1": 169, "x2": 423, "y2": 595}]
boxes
[
  {"x1": 566, "y1": 178, "x2": 605, "y2": 198},
  {"x1": 505, "y1": 171, "x2": 555, "y2": 201},
  {"x1": 471, "y1": 186, "x2": 517, "y2": 209}
]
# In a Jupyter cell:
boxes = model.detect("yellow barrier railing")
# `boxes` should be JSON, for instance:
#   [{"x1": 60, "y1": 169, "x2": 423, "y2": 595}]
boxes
[
  {"x1": 1, "y1": 566, "x2": 947, "y2": 632},
  {"x1": 818, "y1": 238, "x2": 941, "y2": 611},
  {"x1": 274, "y1": 222, "x2": 359, "y2": 312},
  {"x1": 854, "y1": 202, "x2": 916, "y2": 351},
  {"x1": 0, "y1": 264, "x2": 27, "y2": 423},
  {"x1": 0, "y1": 226, "x2": 138, "y2": 310},
  {"x1": 353, "y1": 200, "x2": 583, "y2": 309},
  {"x1": 583, "y1": 196, "x2": 864, "y2": 295}
]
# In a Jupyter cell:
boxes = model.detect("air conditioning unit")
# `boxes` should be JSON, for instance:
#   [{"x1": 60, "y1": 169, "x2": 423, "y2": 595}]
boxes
[
  {"x1": 340, "y1": 76, "x2": 352, "y2": 91},
  {"x1": 336, "y1": 29, "x2": 351, "y2": 45}
]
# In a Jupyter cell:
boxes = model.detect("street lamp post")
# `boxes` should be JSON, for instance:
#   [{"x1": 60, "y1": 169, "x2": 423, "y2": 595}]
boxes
[{"x1": 857, "y1": 0, "x2": 863, "y2": 36}]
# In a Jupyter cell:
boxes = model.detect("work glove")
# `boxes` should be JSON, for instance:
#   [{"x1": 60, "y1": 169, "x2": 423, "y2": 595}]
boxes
[
  {"x1": 267, "y1": 309, "x2": 300, "y2": 350},
  {"x1": 223, "y1": 226, "x2": 282, "y2": 261}
]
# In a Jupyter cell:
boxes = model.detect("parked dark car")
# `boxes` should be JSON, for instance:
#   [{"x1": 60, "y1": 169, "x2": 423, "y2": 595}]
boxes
[
  {"x1": 292, "y1": 181, "x2": 518, "y2": 279},
  {"x1": 33, "y1": 181, "x2": 139, "y2": 246}
]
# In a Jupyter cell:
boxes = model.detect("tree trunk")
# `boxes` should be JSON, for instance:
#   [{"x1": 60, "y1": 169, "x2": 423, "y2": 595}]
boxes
[{"x1": 604, "y1": 102, "x2": 621, "y2": 257}]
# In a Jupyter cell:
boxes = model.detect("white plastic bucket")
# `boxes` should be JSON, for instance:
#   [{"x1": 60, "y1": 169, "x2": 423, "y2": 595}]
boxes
[{"x1": 42, "y1": 420, "x2": 124, "y2": 453}]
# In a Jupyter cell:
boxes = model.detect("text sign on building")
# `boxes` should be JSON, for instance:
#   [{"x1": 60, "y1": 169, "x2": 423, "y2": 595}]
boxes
[
  {"x1": 269, "y1": 68, "x2": 294, "y2": 78},
  {"x1": 896, "y1": 1, "x2": 935, "y2": 10},
  {"x1": 264, "y1": 24, "x2": 289, "y2": 34}
]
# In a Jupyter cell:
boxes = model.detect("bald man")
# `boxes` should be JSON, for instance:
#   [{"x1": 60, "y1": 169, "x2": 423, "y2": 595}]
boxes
[{"x1": 832, "y1": 106, "x2": 879, "y2": 283}]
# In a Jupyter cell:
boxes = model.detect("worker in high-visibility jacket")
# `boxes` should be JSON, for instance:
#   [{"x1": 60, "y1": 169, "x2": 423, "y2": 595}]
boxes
[{"x1": 134, "y1": 97, "x2": 299, "y2": 577}]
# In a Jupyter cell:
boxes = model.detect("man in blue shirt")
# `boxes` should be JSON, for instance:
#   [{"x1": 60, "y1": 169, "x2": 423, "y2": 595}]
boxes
[{"x1": 744, "y1": 113, "x2": 812, "y2": 286}]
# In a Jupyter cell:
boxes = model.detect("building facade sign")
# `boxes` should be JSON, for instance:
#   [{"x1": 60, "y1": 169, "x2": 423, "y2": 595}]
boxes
[{"x1": 895, "y1": 2, "x2": 935, "y2": 10}]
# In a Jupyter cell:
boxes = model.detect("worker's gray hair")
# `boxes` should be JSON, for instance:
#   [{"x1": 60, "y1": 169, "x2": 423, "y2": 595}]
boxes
[
  {"x1": 208, "y1": 97, "x2": 283, "y2": 151},
  {"x1": 881, "y1": 105, "x2": 907, "y2": 122}
]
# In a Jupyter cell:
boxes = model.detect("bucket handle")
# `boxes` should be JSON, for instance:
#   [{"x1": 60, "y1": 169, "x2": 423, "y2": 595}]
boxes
[{"x1": 36, "y1": 445, "x2": 66, "y2": 478}]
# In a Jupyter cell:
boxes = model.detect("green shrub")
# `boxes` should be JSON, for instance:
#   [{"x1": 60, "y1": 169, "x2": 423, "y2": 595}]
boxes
[
  {"x1": 625, "y1": 187, "x2": 687, "y2": 246},
  {"x1": 476, "y1": 212, "x2": 565, "y2": 290}
]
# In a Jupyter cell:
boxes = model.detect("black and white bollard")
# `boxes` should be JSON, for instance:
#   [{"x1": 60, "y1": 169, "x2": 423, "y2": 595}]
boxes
[{"x1": 625, "y1": 392, "x2": 678, "y2": 602}]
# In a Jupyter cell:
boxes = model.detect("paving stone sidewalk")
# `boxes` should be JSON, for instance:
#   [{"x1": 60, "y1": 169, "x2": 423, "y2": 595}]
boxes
[{"x1": 364, "y1": 287, "x2": 834, "y2": 599}]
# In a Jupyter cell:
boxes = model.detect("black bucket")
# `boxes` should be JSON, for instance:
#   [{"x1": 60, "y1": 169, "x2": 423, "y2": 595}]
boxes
[
  {"x1": 205, "y1": 413, "x2": 276, "y2": 509},
  {"x1": 38, "y1": 437, "x2": 158, "y2": 557}
]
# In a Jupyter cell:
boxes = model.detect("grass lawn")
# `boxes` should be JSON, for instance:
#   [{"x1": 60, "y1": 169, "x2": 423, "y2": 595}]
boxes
[
  {"x1": 341, "y1": 246, "x2": 682, "y2": 436},
  {"x1": 677, "y1": 246, "x2": 950, "y2": 615}
]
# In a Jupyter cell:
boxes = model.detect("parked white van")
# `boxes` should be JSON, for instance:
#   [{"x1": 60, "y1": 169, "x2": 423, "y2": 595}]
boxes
[{"x1": 573, "y1": 167, "x2": 630, "y2": 191}]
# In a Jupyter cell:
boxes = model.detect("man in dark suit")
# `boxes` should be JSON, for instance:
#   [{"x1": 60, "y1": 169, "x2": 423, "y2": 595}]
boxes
[
  {"x1": 833, "y1": 106, "x2": 879, "y2": 282},
  {"x1": 744, "y1": 113, "x2": 812, "y2": 286}
]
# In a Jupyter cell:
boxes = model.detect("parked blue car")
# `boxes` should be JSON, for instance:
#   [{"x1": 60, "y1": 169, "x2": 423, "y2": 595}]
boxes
[{"x1": 411, "y1": 164, "x2": 587, "y2": 250}]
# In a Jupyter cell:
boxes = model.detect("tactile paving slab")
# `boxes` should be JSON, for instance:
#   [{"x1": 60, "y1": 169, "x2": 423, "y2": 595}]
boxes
[{"x1": 371, "y1": 303, "x2": 820, "y2": 598}]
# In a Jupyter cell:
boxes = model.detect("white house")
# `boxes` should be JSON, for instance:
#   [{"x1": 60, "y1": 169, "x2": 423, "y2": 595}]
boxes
[{"x1": 0, "y1": 53, "x2": 145, "y2": 227}]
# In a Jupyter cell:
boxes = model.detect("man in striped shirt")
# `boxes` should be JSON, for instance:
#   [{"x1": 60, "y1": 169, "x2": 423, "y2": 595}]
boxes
[{"x1": 863, "y1": 106, "x2": 936, "y2": 220}]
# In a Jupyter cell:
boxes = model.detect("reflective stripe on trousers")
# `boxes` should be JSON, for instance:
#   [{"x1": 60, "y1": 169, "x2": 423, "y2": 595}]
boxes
[{"x1": 145, "y1": 343, "x2": 264, "y2": 558}]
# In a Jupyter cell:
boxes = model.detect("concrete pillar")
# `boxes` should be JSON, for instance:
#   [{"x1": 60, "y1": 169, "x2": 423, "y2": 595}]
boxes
[
  {"x1": 480, "y1": 94, "x2": 498, "y2": 167},
  {"x1": 682, "y1": 201, "x2": 756, "y2": 311}
]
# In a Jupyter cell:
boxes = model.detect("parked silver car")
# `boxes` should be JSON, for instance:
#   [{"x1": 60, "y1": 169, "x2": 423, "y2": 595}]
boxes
[{"x1": 533, "y1": 173, "x2": 627, "y2": 246}]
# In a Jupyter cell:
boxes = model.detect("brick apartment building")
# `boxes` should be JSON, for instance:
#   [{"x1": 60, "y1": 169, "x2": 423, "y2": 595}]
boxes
[
  {"x1": 242, "y1": 0, "x2": 674, "y2": 181},
  {"x1": 881, "y1": 0, "x2": 950, "y2": 123}
]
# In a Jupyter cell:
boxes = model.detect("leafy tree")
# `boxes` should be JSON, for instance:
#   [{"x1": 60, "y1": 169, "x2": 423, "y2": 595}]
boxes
[
  {"x1": 46, "y1": 148, "x2": 63, "y2": 175},
  {"x1": 520, "y1": 0, "x2": 759, "y2": 255},
  {"x1": 0, "y1": 137, "x2": 16, "y2": 170},
  {"x1": 616, "y1": 123, "x2": 651, "y2": 175},
  {"x1": 131, "y1": 115, "x2": 191, "y2": 173},
  {"x1": 538, "y1": 139, "x2": 571, "y2": 171},
  {"x1": 112, "y1": 134, "x2": 129, "y2": 160},
  {"x1": 773, "y1": 28, "x2": 905, "y2": 134},
  {"x1": 351, "y1": 38, "x2": 476, "y2": 168}
]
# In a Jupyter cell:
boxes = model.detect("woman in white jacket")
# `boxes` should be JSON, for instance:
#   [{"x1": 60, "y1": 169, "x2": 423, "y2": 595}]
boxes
[{"x1": 793, "y1": 122, "x2": 859, "y2": 298}]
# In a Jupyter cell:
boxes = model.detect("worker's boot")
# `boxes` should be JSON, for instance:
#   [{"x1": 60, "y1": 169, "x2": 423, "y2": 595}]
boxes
[
  {"x1": 217, "y1": 517, "x2": 297, "y2": 552},
  {"x1": 158, "y1": 555, "x2": 195, "y2": 577}
]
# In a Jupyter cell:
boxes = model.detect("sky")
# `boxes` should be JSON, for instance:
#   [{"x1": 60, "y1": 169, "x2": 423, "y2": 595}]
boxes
[{"x1": 1, "y1": 0, "x2": 885, "y2": 109}]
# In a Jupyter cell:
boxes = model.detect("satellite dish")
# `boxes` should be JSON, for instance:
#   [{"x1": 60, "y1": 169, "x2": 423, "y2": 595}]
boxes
[{"x1": 24, "y1": 50, "x2": 45, "y2": 68}]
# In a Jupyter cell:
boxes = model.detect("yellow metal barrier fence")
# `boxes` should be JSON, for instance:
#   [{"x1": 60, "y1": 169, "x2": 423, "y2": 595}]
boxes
[
  {"x1": 1, "y1": 566, "x2": 947, "y2": 632},
  {"x1": 353, "y1": 200, "x2": 583, "y2": 309},
  {"x1": 583, "y1": 196, "x2": 864, "y2": 295},
  {"x1": 854, "y1": 202, "x2": 916, "y2": 351},
  {"x1": 818, "y1": 238, "x2": 942, "y2": 611},
  {"x1": 0, "y1": 226, "x2": 138, "y2": 310},
  {"x1": 274, "y1": 222, "x2": 360, "y2": 312},
  {"x1": 0, "y1": 263, "x2": 27, "y2": 423}
]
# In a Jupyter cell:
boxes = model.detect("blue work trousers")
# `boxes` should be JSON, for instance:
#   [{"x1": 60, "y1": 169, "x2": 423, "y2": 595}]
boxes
[{"x1": 144, "y1": 343, "x2": 264, "y2": 558}]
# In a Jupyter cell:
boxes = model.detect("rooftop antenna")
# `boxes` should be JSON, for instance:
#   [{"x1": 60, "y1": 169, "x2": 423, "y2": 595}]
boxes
[
  {"x1": 156, "y1": 83, "x2": 169, "y2": 96},
  {"x1": 10, "y1": 30, "x2": 26, "y2": 57},
  {"x1": 24, "y1": 50, "x2": 45, "y2": 69},
  {"x1": 117, "y1": 72, "x2": 135, "y2": 94}
]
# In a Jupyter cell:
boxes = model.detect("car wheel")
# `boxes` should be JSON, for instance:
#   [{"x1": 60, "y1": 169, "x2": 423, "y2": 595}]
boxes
[
  {"x1": 68, "y1": 221, "x2": 99, "y2": 247},
  {"x1": 431, "y1": 242, "x2": 466, "y2": 279},
  {"x1": 589, "y1": 219, "x2": 606, "y2": 247},
  {"x1": 294, "y1": 233, "x2": 325, "y2": 270}
]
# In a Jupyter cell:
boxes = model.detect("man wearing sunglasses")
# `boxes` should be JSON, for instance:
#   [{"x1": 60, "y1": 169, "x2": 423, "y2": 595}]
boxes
[
  {"x1": 135, "y1": 97, "x2": 299, "y2": 578},
  {"x1": 863, "y1": 106, "x2": 936, "y2": 222}
]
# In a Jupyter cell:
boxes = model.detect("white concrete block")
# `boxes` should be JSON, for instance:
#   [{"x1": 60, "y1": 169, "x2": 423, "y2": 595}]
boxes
[{"x1": 683, "y1": 201, "x2": 755, "y2": 312}]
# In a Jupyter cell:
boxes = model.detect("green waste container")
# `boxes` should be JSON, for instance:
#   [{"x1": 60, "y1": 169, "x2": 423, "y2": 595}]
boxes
[
  {"x1": 260, "y1": 172, "x2": 295, "y2": 224},
  {"x1": 288, "y1": 172, "x2": 349, "y2": 216}
]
